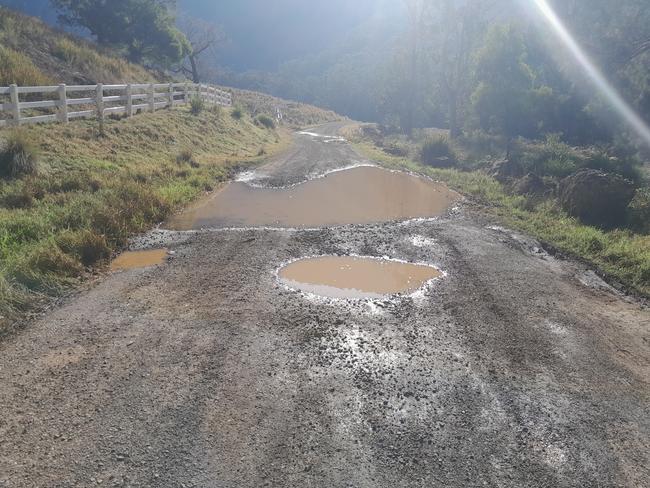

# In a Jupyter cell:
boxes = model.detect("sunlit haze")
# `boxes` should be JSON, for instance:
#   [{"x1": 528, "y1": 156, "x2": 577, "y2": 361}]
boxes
[{"x1": 531, "y1": 0, "x2": 650, "y2": 147}]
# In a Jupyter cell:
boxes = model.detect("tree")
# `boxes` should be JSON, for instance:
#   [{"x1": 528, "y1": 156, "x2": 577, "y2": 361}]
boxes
[
  {"x1": 51, "y1": 0, "x2": 190, "y2": 66},
  {"x1": 471, "y1": 24, "x2": 536, "y2": 156},
  {"x1": 548, "y1": 0, "x2": 650, "y2": 67},
  {"x1": 402, "y1": 0, "x2": 426, "y2": 134},
  {"x1": 177, "y1": 14, "x2": 225, "y2": 83},
  {"x1": 424, "y1": 1, "x2": 495, "y2": 138}
]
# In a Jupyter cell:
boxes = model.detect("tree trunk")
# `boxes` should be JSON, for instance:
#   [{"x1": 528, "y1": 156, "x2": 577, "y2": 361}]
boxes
[
  {"x1": 449, "y1": 92, "x2": 461, "y2": 139},
  {"x1": 189, "y1": 54, "x2": 200, "y2": 84}
]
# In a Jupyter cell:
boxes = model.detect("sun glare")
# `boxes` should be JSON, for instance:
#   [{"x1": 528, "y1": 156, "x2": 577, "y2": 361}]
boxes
[{"x1": 532, "y1": 0, "x2": 650, "y2": 147}]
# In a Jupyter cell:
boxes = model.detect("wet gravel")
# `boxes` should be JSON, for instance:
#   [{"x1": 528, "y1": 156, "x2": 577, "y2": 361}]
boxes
[{"x1": 0, "y1": 123, "x2": 648, "y2": 487}]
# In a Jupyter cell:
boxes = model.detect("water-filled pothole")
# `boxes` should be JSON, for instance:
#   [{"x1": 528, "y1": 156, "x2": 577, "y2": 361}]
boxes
[
  {"x1": 278, "y1": 256, "x2": 442, "y2": 299},
  {"x1": 166, "y1": 166, "x2": 460, "y2": 230},
  {"x1": 111, "y1": 249, "x2": 168, "y2": 271}
]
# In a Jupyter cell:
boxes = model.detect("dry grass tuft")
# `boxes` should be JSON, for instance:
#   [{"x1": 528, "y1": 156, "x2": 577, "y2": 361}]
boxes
[
  {"x1": 0, "y1": 130, "x2": 39, "y2": 178},
  {"x1": 0, "y1": 45, "x2": 51, "y2": 86}
]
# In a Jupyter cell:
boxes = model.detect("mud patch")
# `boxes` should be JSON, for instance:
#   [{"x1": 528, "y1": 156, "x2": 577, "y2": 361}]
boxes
[
  {"x1": 111, "y1": 249, "x2": 168, "y2": 271},
  {"x1": 167, "y1": 166, "x2": 460, "y2": 230},
  {"x1": 278, "y1": 256, "x2": 442, "y2": 299}
]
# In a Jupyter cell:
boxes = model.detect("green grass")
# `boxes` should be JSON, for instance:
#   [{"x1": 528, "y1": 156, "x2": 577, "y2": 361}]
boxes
[
  {"x1": 0, "y1": 106, "x2": 288, "y2": 331},
  {"x1": 352, "y1": 138, "x2": 650, "y2": 297}
]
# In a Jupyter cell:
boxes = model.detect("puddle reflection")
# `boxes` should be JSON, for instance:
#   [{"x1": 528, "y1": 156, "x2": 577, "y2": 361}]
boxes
[
  {"x1": 279, "y1": 256, "x2": 442, "y2": 299},
  {"x1": 166, "y1": 166, "x2": 460, "y2": 230},
  {"x1": 111, "y1": 249, "x2": 168, "y2": 271}
]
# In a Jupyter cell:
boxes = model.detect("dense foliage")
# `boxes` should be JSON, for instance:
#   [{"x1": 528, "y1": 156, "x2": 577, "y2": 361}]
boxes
[
  {"x1": 209, "y1": 1, "x2": 650, "y2": 155},
  {"x1": 51, "y1": 0, "x2": 190, "y2": 66}
]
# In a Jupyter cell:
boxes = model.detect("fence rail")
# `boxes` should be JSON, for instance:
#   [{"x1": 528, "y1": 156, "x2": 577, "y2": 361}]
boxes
[{"x1": 0, "y1": 82, "x2": 232, "y2": 128}]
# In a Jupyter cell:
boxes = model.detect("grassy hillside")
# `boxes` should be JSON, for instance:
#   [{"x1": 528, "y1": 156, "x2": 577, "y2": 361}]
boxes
[
  {"x1": 346, "y1": 126, "x2": 650, "y2": 297},
  {"x1": 0, "y1": 6, "x2": 349, "y2": 333},
  {"x1": 0, "y1": 104, "x2": 292, "y2": 333},
  {"x1": 0, "y1": 6, "x2": 156, "y2": 85},
  {"x1": 232, "y1": 88, "x2": 343, "y2": 128}
]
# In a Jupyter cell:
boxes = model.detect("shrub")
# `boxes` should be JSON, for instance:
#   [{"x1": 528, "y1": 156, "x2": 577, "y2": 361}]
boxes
[
  {"x1": 58, "y1": 174, "x2": 92, "y2": 193},
  {"x1": 581, "y1": 149, "x2": 641, "y2": 183},
  {"x1": 383, "y1": 141, "x2": 410, "y2": 158},
  {"x1": 627, "y1": 187, "x2": 650, "y2": 234},
  {"x1": 0, "y1": 187, "x2": 33, "y2": 209},
  {"x1": 0, "y1": 275, "x2": 30, "y2": 316},
  {"x1": 256, "y1": 114, "x2": 276, "y2": 129},
  {"x1": 56, "y1": 230, "x2": 110, "y2": 267},
  {"x1": 176, "y1": 149, "x2": 193, "y2": 165},
  {"x1": 25, "y1": 243, "x2": 83, "y2": 278},
  {"x1": 0, "y1": 131, "x2": 39, "y2": 178},
  {"x1": 520, "y1": 134, "x2": 577, "y2": 177},
  {"x1": 231, "y1": 106, "x2": 244, "y2": 120},
  {"x1": 91, "y1": 183, "x2": 171, "y2": 245},
  {"x1": 176, "y1": 149, "x2": 200, "y2": 168},
  {"x1": 190, "y1": 96, "x2": 205, "y2": 115},
  {"x1": 420, "y1": 135, "x2": 456, "y2": 167},
  {"x1": 460, "y1": 129, "x2": 503, "y2": 158}
]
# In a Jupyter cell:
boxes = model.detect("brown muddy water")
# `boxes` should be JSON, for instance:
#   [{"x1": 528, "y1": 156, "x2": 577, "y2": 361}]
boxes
[
  {"x1": 278, "y1": 256, "x2": 442, "y2": 299},
  {"x1": 111, "y1": 249, "x2": 168, "y2": 271},
  {"x1": 166, "y1": 166, "x2": 460, "y2": 230}
]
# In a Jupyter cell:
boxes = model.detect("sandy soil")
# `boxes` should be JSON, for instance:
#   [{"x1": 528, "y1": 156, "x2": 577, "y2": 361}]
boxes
[{"x1": 0, "y1": 123, "x2": 648, "y2": 487}]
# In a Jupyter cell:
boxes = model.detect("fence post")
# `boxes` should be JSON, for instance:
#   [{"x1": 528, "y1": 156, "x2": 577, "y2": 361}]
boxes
[
  {"x1": 9, "y1": 84, "x2": 20, "y2": 126},
  {"x1": 149, "y1": 83, "x2": 155, "y2": 112},
  {"x1": 183, "y1": 83, "x2": 188, "y2": 104},
  {"x1": 57, "y1": 84, "x2": 68, "y2": 124},
  {"x1": 95, "y1": 83, "x2": 104, "y2": 122},
  {"x1": 125, "y1": 84, "x2": 133, "y2": 117},
  {"x1": 168, "y1": 83, "x2": 174, "y2": 109}
]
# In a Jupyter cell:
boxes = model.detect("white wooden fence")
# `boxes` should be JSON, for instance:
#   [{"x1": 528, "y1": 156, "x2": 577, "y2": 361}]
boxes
[{"x1": 0, "y1": 82, "x2": 232, "y2": 128}]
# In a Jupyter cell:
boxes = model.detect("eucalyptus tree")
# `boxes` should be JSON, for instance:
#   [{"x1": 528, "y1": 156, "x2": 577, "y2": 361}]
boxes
[
  {"x1": 177, "y1": 14, "x2": 225, "y2": 83},
  {"x1": 51, "y1": 0, "x2": 190, "y2": 66}
]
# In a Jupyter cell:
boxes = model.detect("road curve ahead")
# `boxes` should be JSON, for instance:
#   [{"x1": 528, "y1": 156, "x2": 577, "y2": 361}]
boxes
[{"x1": 0, "y1": 123, "x2": 648, "y2": 487}]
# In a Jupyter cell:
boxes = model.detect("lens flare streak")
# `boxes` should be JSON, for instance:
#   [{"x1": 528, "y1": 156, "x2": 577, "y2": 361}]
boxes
[{"x1": 532, "y1": 0, "x2": 650, "y2": 146}]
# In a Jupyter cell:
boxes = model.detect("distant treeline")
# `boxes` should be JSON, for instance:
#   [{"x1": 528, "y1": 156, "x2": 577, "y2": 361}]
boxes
[{"x1": 215, "y1": 0, "x2": 650, "y2": 151}]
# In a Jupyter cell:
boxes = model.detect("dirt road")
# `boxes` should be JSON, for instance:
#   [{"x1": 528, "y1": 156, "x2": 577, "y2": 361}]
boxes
[{"x1": 1, "y1": 123, "x2": 648, "y2": 487}]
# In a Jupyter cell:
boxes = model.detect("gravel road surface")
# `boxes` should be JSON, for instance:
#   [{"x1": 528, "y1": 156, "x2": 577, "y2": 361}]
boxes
[{"x1": 0, "y1": 123, "x2": 648, "y2": 487}]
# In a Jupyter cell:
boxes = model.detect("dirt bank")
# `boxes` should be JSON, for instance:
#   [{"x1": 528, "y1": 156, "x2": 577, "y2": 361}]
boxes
[{"x1": 0, "y1": 123, "x2": 648, "y2": 487}]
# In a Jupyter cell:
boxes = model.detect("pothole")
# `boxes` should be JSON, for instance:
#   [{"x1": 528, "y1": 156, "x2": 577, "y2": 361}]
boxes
[
  {"x1": 110, "y1": 249, "x2": 168, "y2": 271},
  {"x1": 166, "y1": 166, "x2": 460, "y2": 230},
  {"x1": 278, "y1": 256, "x2": 442, "y2": 299}
]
